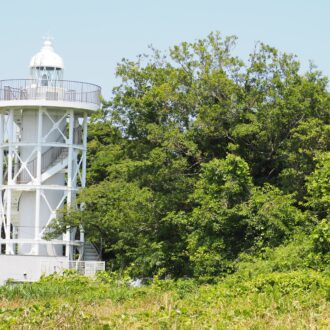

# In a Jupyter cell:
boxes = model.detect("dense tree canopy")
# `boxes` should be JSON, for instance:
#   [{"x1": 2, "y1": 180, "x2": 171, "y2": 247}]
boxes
[{"x1": 52, "y1": 32, "x2": 330, "y2": 279}]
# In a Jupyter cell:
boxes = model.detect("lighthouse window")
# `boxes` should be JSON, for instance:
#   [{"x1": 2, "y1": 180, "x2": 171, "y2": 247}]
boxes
[{"x1": 41, "y1": 74, "x2": 48, "y2": 86}]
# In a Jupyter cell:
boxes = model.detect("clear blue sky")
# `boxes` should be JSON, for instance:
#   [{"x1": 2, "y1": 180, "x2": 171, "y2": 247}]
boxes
[{"x1": 0, "y1": 0, "x2": 329, "y2": 98}]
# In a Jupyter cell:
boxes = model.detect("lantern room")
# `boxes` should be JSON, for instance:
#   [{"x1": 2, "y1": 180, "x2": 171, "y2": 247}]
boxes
[{"x1": 29, "y1": 39, "x2": 64, "y2": 86}]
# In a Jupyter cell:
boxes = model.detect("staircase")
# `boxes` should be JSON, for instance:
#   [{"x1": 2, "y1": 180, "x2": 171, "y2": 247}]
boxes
[
  {"x1": 10, "y1": 190, "x2": 21, "y2": 227},
  {"x1": 18, "y1": 146, "x2": 68, "y2": 184},
  {"x1": 83, "y1": 242, "x2": 101, "y2": 261},
  {"x1": 1, "y1": 143, "x2": 68, "y2": 243},
  {"x1": 2, "y1": 146, "x2": 68, "y2": 236},
  {"x1": 1, "y1": 190, "x2": 21, "y2": 228},
  {"x1": 1, "y1": 126, "x2": 91, "y2": 258},
  {"x1": 14, "y1": 124, "x2": 82, "y2": 185},
  {"x1": 40, "y1": 148, "x2": 68, "y2": 183}
]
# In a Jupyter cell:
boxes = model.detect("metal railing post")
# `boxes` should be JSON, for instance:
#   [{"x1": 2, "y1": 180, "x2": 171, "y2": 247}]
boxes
[{"x1": 0, "y1": 79, "x2": 101, "y2": 106}]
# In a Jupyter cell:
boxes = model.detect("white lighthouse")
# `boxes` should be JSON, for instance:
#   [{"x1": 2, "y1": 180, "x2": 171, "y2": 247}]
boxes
[{"x1": 0, "y1": 39, "x2": 104, "y2": 284}]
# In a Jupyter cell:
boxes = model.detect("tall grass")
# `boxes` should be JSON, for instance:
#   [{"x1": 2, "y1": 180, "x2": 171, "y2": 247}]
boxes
[{"x1": 0, "y1": 268, "x2": 328, "y2": 329}]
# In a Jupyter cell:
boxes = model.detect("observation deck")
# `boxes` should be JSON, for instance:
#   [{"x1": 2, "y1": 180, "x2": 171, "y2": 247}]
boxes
[{"x1": 0, "y1": 79, "x2": 101, "y2": 112}]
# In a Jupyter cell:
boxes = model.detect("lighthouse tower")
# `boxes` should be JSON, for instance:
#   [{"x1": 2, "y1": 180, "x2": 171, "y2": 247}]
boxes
[{"x1": 0, "y1": 40, "x2": 104, "y2": 284}]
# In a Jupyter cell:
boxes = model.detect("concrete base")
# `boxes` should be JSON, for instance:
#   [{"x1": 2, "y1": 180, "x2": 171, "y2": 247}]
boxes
[{"x1": 0, "y1": 255, "x2": 68, "y2": 285}]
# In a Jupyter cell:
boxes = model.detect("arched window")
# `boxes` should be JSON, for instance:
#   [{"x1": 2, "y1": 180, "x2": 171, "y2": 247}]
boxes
[{"x1": 41, "y1": 73, "x2": 48, "y2": 86}]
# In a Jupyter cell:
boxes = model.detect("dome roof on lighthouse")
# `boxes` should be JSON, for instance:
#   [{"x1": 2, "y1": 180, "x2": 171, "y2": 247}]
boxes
[{"x1": 29, "y1": 39, "x2": 64, "y2": 69}]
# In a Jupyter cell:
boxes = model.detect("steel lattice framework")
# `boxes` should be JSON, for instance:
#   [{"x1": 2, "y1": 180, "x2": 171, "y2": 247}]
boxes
[{"x1": 0, "y1": 80, "x2": 101, "y2": 259}]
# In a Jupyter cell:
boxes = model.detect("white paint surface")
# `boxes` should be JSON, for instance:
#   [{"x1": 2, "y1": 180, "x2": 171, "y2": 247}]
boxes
[{"x1": 0, "y1": 255, "x2": 68, "y2": 284}]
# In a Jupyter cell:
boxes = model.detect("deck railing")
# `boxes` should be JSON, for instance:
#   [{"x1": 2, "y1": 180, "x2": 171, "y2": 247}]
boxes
[
  {"x1": 0, "y1": 79, "x2": 101, "y2": 106},
  {"x1": 40, "y1": 261, "x2": 105, "y2": 277}
]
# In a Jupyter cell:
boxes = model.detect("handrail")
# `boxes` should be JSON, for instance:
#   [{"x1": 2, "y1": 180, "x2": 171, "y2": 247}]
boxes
[
  {"x1": 17, "y1": 146, "x2": 67, "y2": 184},
  {"x1": 10, "y1": 124, "x2": 83, "y2": 184},
  {"x1": 17, "y1": 128, "x2": 70, "y2": 184},
  {"x1": 0, "y1": 79, "x2": 101, "y2": 106}
]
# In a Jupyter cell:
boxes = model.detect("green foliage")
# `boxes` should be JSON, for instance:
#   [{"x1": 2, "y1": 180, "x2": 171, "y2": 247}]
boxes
[
  {"x1": 312, "y1": 219, "x2": 330, "y2": 254},
  {"x1": 279, "y1": 119, "x2": 330, "y2": 197},
  {"x1": 236, "y1": 235, "x2": 327, "y2": 277},
  {"x1": 309, "y1": 219, "x2": 330, "y2": 270},
  {"x1": 52, "y1": 180, "x2": 161, "y2": 276},
  {"x1": 306, "y1": 152, "x2": 330, "y2": 218},
  {"x1": 2, "y1": 30, "x2": 329, "y2": 329},
  {"x1": 243, "y1": 184, "x2": 305, "y2": 250},
  {"x1": 187, "y1": 155, "x2": 252, "y2": 279},
  {"x1": 193, "y1": 154, "x2": 252, "y2": 206},
  {"x1": 0, "y1": 269, "x2": 328, "y2": 329},
  {"x1": 187, "y1": 160, "x2": 305, "y2": 280},
  {"x1": 0, "y1": 302, "x2": 94, "y2": 329},
  {"x1": 50, "y1": 31, "x2": 330, "y2": 280},
  {"x1": 238, "y1": 271, "x2": 327, "y2": 296}
]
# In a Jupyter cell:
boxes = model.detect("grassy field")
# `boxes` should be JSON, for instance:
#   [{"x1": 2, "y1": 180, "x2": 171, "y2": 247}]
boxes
[{"x1": 0, "y1": 269, "x2": 329, "y2": 329}]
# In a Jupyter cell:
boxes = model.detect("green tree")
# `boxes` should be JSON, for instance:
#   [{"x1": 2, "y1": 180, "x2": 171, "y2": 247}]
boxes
[
  {"x1": 279, "y1": 119, "x2": 330, "y2": 197},
  {"x1": 306, "y1": 152, "x2": 330, "y2": 219},
  {"x1": 187, "y1": 154, "x2": 252, "y2": 279},
  {"x1": 53, "y1": 32, "x2": 330, "y2": 278},
  {"x1": 54, "y1": 180, "x2": 160, "y2": 276},
  {"x1": 243, "y1": 184, "x2": 305, "y2": 251}
]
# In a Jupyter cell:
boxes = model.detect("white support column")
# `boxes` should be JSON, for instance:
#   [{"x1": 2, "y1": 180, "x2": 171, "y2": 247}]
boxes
[
  {"x1": 0, "y1": 113, "x2": 3, "y2": 255},
  {"x1": 72, "y1": 116, "x2": 79, "y2": 190},
  {"x1": 79, "y1": 113, "x2": 88, "y2": 256},
  {"x1": 33, "y1": 107, "x2": 43, "y2": 255},
  {"x1": 6, "y1": 109, "x2": 14, "y2": 254},
  {"x1": 0, "y1": 113, "x2": 4, "y2": 187},
  {"x1": 66, "y1": 110, "x2": 74, "y2": 258},
  {"x1": 82, "y1": 113, "x2": 88, "y2": 188}
]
